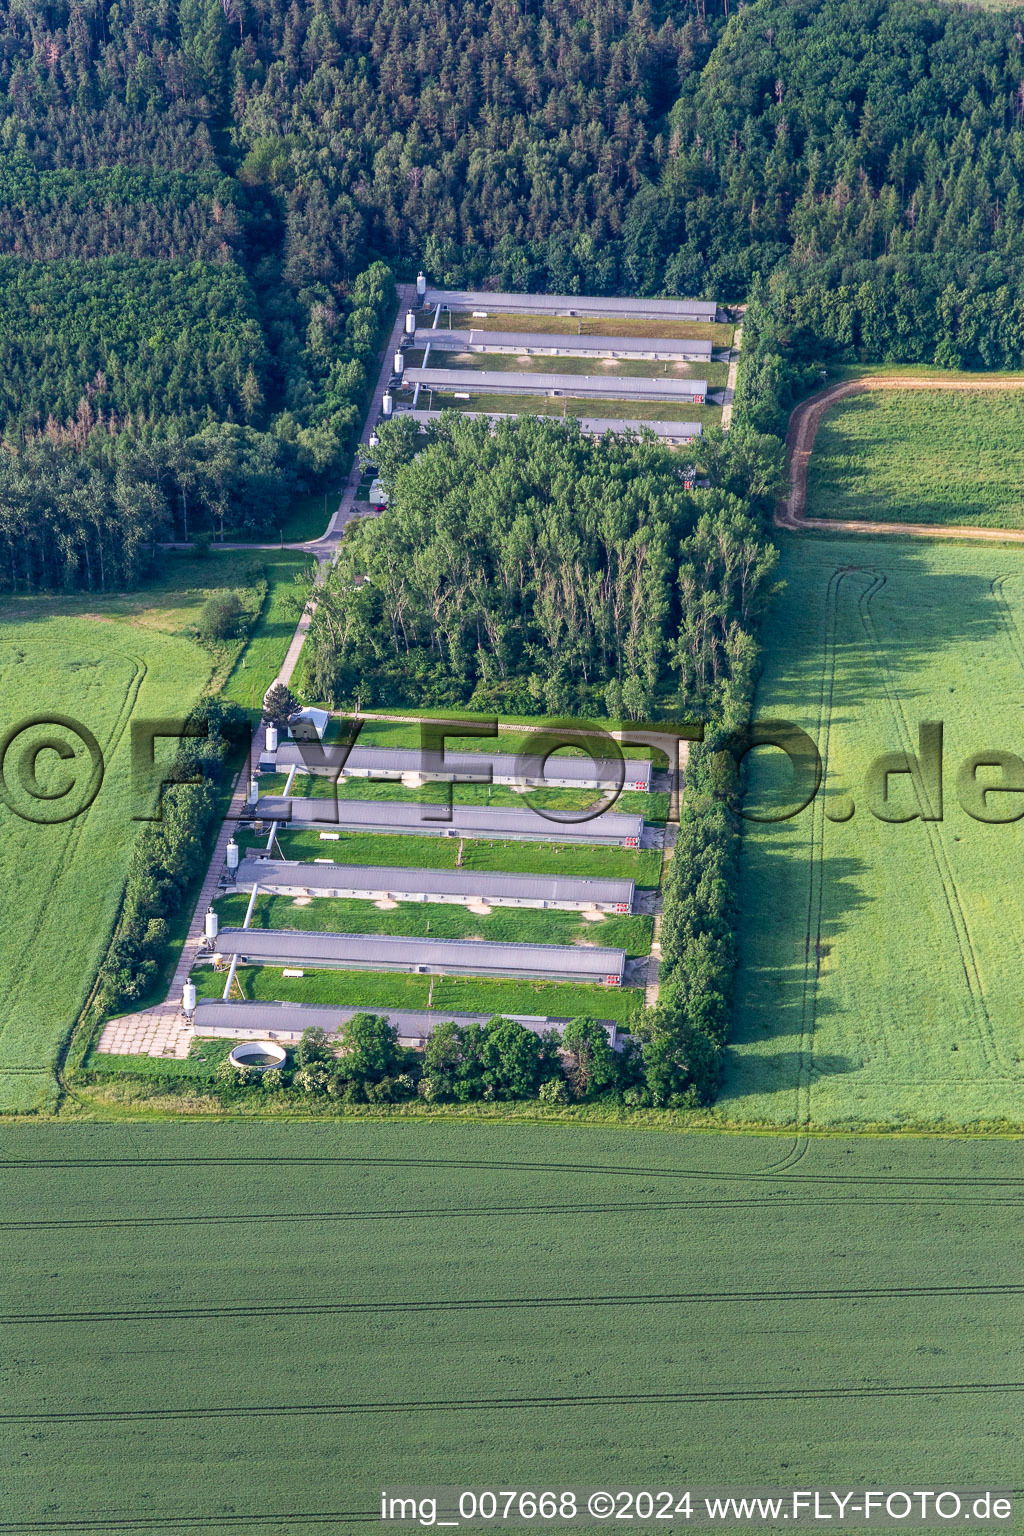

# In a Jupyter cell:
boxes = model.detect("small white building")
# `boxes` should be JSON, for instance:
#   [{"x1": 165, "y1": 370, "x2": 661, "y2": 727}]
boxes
[{"x1": 287, "y1": 707, "x2": 330, "y2": 742}]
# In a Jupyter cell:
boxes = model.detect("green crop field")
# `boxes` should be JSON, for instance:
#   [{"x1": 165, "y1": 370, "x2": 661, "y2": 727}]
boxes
[
  {"x1": 244, "y1": 826, "x2": 664, "y2": 885},
  {"x1": 727, "y1": 534, "x2": 1024, "y2": 1130},
  {"x1": 806, "y1": 389, "x2": 1024, "y2": 527},
  {"x1": 0, "y1": 605, "x2": 212, "y2": 1111},
  {"x1": 213, "y1": 890, "x2": 653, "y2": 956},
  {"x1": 0, "y1": 1121, "x2": 1019, "y2": 1530}
]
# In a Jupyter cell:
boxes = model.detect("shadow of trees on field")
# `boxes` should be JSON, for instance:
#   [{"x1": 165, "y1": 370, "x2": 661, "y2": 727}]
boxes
[
  {"x1": 758, "y1": 544, "x2": 1019, "y2": 754},
  {"x1": 720, "y1": 837, "x2": 872, "y2": 1105}
]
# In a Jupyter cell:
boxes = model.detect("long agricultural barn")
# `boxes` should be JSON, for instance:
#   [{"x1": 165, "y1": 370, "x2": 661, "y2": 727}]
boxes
[
  {"x1": 214, "y1": 928, "x2": 627, "y2": 985},
  {"x1": 236, "y1": 855, "x2": 636, "y2": 913},
  {"x1": 429, "y1": 329, "x2": 714, "y2": 362},
  {"x1": 193, "y1": 1000, "x2": 621, "y2": 1049},
  {"x1": 424, "y1": 288, "x2": 718, "y2": 324},
  {"x1": 400, "y1": 409, "x2": 702, "y2": 444},
  {"x1": 254, "y1": 795, "x2": 644, "y2": 846},
  {"x1": 407, "y1": 367, "x2": 708, "y2": 404},
  {"x1": 266, "y1": 741, "x2": 652, "y2": 792}
]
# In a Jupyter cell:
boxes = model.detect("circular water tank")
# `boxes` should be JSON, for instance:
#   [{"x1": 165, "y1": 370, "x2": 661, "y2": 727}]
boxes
[
  {"x1": 393, "y1": 350, "x2": 404, "y2": 376},
  {"x1": 228, "y1": 1040, "x2": 288, "y2": 1071},
  {"x1": 416, "y1": 271, "x2": 426, "y2": 298},
  {"x1": 381, "y1": 392, "x2": 394, "y2": 418},
  {"x1": 266, "y1": 723, "x2": 279, "y2": 754},
  {"x1": 181, "y1": 981, "x2": 197, "y2": 1015},
  {"x1": 226, "y1": 839, "x2": 240, "y2": 871},
  {"x1": 205, "y1": 908, "x2": 219, "y2": 943},
  {"x1": 404, "y1": 310, "x2": 416, "y2": 336}
]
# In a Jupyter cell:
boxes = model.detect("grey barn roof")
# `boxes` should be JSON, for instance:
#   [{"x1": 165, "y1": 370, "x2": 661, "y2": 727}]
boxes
[
  {"x1": 424, "y1": 288, "x2": 718, "y2": 322},
  {"x1": 238, "y1": 854, "x2": 635, "y2": 907},
  {"x1": 270, "y1": 741, "x2": 652, "y2": 789},
  {"x1": 254, "y1": 795, "x2": 644, "y2": 843},
  {"x1": 407, "y1": 367, "x2": 708, "y2": 400},
  {"x1": 192, "y1": 999, "x2": 620, "y2": 1046},
  {"x1": 432, "y1": 329, "x2": 714, "y2": 359},
  {"x1": 400, "y1": 409, "x2": 702, "y2": 441},
  {"x1": 215, "y1": 927, "x2": 626, "y2": 982}
]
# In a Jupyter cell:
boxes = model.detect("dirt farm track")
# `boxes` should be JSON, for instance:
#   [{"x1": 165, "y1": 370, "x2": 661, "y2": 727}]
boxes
[{"x1": 779, "y1": 375, "x2": 1024, "y2": 540}]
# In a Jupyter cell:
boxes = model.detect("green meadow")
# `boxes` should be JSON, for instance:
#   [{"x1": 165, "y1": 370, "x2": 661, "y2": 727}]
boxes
[
  {"x1": 419, "y1": 391, "x2": 721, "y2": 427},
  {"x1": 448, "y1": 309, "x2": 736, "y2": 346},
  {"x1": 260, "y1": 769, "x2": 665, "y2": 823},
  {"x1": 219, "y1": 550, "x2": 311, "y2": 709},
  {"x1": 0, "y1": 1122, "x2": 1018, "y2": 1530},
  {"x1": 410, "y1": 346, "x2": 729, "y2": 387},
  {"x1": 214, "y1": 890, "x2": 653, "y2": 956},
  {"x1": 194, "y1": 961, "x2": 643, "y2": 1025},
  {"x1": 806, "y1": 389, "x2": 1024, "y2": 527},
  {"x1": 242, "y1": 825, "x2": 664, "y2": 885},
  {"x1": 727, "y1": 535, "x2": 1024, "y2": 1130}
]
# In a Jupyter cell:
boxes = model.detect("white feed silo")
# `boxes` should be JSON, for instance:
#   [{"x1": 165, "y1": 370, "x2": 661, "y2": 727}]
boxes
[
  {"x1": 204, "y1": 908, "x2": 219, "y2": 944},
  {"x1": 381, "y1": 391, "x2": 394, "y2": 418},
  {"x1": 182, "y1": 981, "x2": 197, "y2": 1016},
  {"x1": 226, "y1": 838, "x2": 240, "y2": 872},
  {"x1": 394, "y1": 349, "x2": 405, "y2": 377},
  {"x1": 265, "y1": 722, "x2": 279, "y2": 755},
  {"x1": 416, "y1": 271, "x2": 427, "y2": 299},
  {"x1": 247, "y1": 774, "x2": 259, "y2": 807},
  {"x1": 404, "y1": 309, "x2": 416, "y2": 337}
]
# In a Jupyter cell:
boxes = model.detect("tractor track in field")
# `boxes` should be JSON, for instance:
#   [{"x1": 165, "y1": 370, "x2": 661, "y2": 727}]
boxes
[
  {"x1": 4, "y1": 1282, "x2": 1021, "y2": 1329},
  {"x1": 4, "y1": 1380, "x2": 1024, "y2": 1428},
  {"x1": 1, "y1": 1188, "x2": 1020, "y2": 1233},
  {"x1": 779, "y1": 374, "x2": 1024, "y2": 539},
  {"x1": 791, "y1": 565, "x2": 852, "y2": 1126},
  {"x1": 854, "y1": 575, "x2": 1024, "y2": 1078},
  {"x1": 7, "y1": 1151, "x2": 1024, "y2": 1180}
]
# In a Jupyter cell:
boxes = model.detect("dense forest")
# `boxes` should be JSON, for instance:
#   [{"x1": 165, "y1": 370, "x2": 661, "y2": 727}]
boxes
[
  {"x1": 305, "y1": 411, "x2": 782, "y2": 720},
  {"x1": 1, "y1": 0, "x2": 1023, "y2": 589}
]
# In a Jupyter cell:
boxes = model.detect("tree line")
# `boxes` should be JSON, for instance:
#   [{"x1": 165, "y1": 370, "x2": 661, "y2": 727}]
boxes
[
  {"x1": 95, "y1": 699, "x2": 249, "y2": 1019},
  {"x1": 201, "y1": 1013, "x2": 627, "y2": 1106}
]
